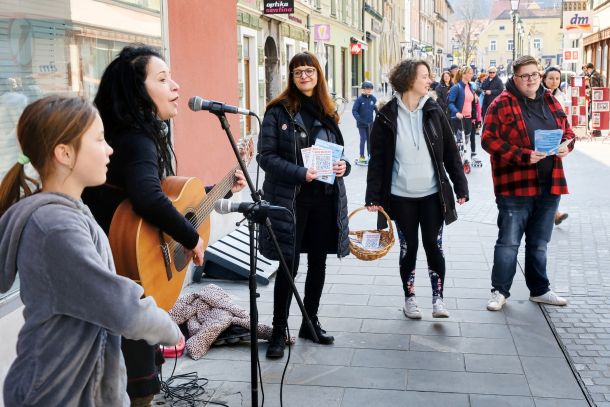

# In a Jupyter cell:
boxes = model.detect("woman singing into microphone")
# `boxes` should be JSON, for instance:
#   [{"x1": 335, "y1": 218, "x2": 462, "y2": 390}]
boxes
[{"x1": 82, "y1": 44, "x2": 245, "y2": 406}]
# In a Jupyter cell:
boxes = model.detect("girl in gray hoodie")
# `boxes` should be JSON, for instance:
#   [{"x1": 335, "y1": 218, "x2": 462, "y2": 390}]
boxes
[{"x1": 0, "y1": 96, "x2": 181, "y2": 407}]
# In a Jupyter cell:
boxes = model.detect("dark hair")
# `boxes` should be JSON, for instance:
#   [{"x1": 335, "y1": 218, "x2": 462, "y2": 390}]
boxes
[
  {"x1": 513, "y1": 55, "x2": 538, "y2": 75},
  {"x1": 586, "y1": 62, "x2": 595, "y2": 69},
  {"x1": 440, "y1": 71, "x2": 452, "y2": 86},
  {"x1": 542, "y1": 66, "x2": 561, "y2": 88},
  {"x1": 388, "y1": 59, "x2": 431, "y2": 93},
  {"x1": 0, "y1": 96, "x2": 97, "y2": 217},
  {"x1": 267, "y1": 51, "x2": 338, "y2": 123},
  {"x1": 95, "y1": 44, "x2": 175, "y2": 177}
]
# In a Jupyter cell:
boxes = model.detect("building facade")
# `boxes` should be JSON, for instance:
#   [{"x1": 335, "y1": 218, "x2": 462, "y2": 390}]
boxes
[
  {"x1": 584, "y1": 0, "x2": 610, "y2": 81},
  {"x1": 478, "y1": 8, "x2": 562, "y2": 72}
]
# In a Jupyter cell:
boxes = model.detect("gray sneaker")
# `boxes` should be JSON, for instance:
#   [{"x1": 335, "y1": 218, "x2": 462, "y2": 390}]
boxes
[
  {"x1": 403, "y1": 297, "x2": 422, "y2": 319},
  {"x1": 432, "y1": 298, "x2": 450, "y2": 318},
  {"x1": 487, "y1": 291, "x2": 507, "y2": 311}
]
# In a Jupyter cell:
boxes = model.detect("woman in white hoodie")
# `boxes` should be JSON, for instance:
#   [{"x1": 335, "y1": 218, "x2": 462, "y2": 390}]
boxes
[{"x1": 366, "y1": 59, "x2": 469, "y2": 320}]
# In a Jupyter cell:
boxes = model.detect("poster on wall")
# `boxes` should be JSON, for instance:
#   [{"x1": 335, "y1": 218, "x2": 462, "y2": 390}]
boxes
[{"x1": 590, "y1": 87, "x2": 609, "y2": 130}]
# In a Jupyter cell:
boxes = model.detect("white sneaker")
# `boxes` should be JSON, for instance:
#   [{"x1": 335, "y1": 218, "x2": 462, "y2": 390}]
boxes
[
  {"x1": 530, "y1": 291, "x2": 568, "y2": 306},
  {"x1": 403, "y1": 297, "x2": 422, "y2": 319},
  {"x1": 432, "y1": 298, "x2": 450, "y2": 318},
  {"x1": 487, "y1": 291, "x2": 507, "y2": 311}
]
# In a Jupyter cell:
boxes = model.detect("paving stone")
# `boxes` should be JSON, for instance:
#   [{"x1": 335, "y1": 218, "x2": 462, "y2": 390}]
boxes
[
  {"x1": 406, "y1": 370, "x2": 531, "y2": 395},
  {"x1": 351, "y1": 348, "x2": 464, "y2": 371},
  {"x1": 465, "y1": 354, "x2": 523, "y2": 374},
  {"x1": 520, "y1": 356, "x2": 586, "y2": 399},
  {"x1": 342, "y1": 388, "x2": 470, "y2": 407}
]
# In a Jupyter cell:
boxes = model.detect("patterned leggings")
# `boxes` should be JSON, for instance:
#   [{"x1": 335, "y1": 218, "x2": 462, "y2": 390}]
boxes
[{"x1": 389, "y1": 193, "x2": 446, "y2": 299}]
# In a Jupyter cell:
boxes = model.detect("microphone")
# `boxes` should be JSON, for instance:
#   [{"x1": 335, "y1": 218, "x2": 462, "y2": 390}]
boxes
[
  {"x1": 188, "y1": 96, "x2": 253, "y2": 116},
  {"x1": 214, "y1": 199, "x2": 284, "y2": 215}
]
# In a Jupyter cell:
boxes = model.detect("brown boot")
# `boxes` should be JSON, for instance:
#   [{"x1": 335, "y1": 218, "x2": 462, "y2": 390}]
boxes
[{"x1": 554, "y1": 212, "x2": 568, "y2": 226}]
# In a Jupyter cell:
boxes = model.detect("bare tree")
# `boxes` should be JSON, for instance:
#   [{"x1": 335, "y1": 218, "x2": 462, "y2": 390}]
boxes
[{"x1": 451, "y1": 0, "x2": 479, "y2": 66}]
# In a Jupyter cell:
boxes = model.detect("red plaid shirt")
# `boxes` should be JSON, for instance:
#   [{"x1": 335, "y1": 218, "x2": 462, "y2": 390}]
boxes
[{"x1": 481, "y1": 88, "x2": 575, "y2": 196}]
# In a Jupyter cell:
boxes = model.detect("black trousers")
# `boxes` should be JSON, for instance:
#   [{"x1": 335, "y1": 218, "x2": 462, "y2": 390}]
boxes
[
  {"x1": 390, "y1": 193, "x2": 446, "y2": 299},
  {"x1": 272, "y1": 198, "x2": 336, "y2": 330},
  {"x1": 121, "y1": 339, "x2": 163, "y2": 398},
  {"x1": 451, "y1": 117, "x2": 475, "y2": 153}
]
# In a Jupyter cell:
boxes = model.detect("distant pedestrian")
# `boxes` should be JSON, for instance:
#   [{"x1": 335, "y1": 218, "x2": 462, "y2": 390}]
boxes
[
  {"x1": 448, "y1": 66, "x2": 479, "y2": 159},
  {"x1": 435, "y1": 71, "x2": 452, "y2": 117},
  {"x1": 480, "y1": 66, "x2": 504, "y2": 118},
  {"x1": 585, "y1": 63, "x2": 605, "y2": 137},
  {"x1": 449, "y1": 64, "x2": 459, "y2": 83},
  {"x1": 366, "y1": 59, "x2": 468, "y2": 320},
  {"x1": 352, "y1": 80, "x2": 378, "y2": 164},
  {"x1": 482, "y1": 55, "x2": 575, "y2": 311},
  {"x1": 542, "y1": 66, "x2": 570, "y2": 227}
]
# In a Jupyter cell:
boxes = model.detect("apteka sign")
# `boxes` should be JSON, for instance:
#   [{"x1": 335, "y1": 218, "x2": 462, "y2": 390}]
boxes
[{"x1": 264, "y1": 0, "x2": 294, "y2": 14}]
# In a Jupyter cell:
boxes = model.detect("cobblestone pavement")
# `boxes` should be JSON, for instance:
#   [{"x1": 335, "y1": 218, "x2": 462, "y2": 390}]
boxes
[{"x1": 543, "y1": 139, "x2": 610, "y2": 406}]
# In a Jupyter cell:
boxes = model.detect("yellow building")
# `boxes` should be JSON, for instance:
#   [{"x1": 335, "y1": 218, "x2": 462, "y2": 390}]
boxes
[{"x1": 478, "y1": 8, "x2": 562, "y2": 73}]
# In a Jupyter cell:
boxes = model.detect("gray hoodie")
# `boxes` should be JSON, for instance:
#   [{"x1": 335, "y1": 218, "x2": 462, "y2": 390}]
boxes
[
  {"x1": 391, "y1": 94, "x2": 439, "y2": 198},
  {"x1": 0, "y1": 193, "x2": 180, "y2": 407}
]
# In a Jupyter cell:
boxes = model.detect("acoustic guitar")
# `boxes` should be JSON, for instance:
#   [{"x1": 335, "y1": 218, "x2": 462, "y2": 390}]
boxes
[{"x1": 109, "y1": 137, "x2": 254, "y2": 311}]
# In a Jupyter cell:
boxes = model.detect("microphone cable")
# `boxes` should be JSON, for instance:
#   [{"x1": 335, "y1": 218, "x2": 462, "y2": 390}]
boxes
[{"x1": 158, "y1": 346, "x2": 229, "y2": 407}]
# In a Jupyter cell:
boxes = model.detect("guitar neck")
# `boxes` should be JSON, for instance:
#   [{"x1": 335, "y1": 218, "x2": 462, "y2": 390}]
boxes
[{"x1": 194, "y1": 164, "x2": 239, "y2": 228}]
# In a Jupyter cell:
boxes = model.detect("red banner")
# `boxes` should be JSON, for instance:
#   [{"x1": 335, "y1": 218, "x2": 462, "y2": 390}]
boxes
[
  {"x1": 569, "y1": 76, "x2": 587, "y2": 128},
  {"x1": 350, "y1": 43, "x2": 362, "y2": 55}
]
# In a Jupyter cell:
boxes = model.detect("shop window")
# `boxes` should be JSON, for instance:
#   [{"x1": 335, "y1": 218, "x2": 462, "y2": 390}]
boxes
[{"x1": 0, "y1": 2, "x2": 161, "y2": 303}]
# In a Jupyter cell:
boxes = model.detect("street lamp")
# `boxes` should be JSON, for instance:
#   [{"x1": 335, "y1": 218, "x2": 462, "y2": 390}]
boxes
[{"x1": 511, "y1": 0, "x2": 519, "y2": 71}]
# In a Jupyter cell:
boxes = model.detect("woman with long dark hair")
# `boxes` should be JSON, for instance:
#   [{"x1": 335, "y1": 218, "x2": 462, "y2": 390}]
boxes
[
  {"x1": 258, "y1": 51, "x2": 350, "y2": 359},
  {"x1": 82, "y1": 45, "x2": 244, "y2": 406}
]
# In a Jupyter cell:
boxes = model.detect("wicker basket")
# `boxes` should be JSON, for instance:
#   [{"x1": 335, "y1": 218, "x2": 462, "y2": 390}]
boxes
[{"x1": 348, "y1": 207, "x2": 395, "y2": 261}]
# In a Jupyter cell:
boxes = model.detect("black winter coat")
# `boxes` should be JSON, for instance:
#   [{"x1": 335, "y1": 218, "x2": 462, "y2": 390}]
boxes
[
  {"x1": 434, "y1": 82, "x2": 451, "y2": 117},
  {"x1": 365, "y1": 97, "x2": 469, "y2": 228},
  {"x1": 257, "y1": 103, "x2": 351, "y2": 261},
  {"x1": 480, "y1": 76, "x2": 504, "y2": 117}
]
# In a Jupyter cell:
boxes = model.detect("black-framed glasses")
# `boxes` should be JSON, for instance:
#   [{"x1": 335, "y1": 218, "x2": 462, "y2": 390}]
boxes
[
  {"x1": 515, "y1": 72, "x2": 541, "y2": 81},
  {"x1": 488, "y1": 71, "x2": 497, "y2": 74},
  {"x1": 292, "y1": 68, "x2": 316, "y2": 78}
]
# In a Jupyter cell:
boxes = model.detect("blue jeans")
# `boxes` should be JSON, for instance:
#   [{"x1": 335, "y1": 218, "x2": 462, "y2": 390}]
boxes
[
  {"x1": 491, "y1": 190, "x2": 560, "y2": 298},
  {"x1": 358, "y1": 125, "x2": 371, "y2": 157}
]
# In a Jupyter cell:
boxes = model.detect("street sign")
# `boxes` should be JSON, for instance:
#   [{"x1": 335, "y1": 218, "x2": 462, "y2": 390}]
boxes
[{"x1": 263, "y1": 0, "x2": 294, "y2": 14}]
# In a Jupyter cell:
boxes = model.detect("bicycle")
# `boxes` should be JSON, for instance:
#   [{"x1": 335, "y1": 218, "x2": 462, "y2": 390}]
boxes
[{"x1": 331, "y1": 92, "x2": 348, "y2": 116}]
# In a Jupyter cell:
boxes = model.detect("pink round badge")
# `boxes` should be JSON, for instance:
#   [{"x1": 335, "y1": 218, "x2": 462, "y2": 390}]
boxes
[{"x1": 281, "y1": 123, "x2": 288, "y2": 130}]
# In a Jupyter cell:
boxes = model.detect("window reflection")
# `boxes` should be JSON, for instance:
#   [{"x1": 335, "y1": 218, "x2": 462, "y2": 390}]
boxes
[{"x1": 0, "y1": 1, "x2": 162, "y2": 300}]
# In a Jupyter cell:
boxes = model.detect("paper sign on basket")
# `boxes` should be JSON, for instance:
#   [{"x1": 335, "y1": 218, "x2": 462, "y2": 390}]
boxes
[{"x1": 361, "y1": 232, "x2": 381, "y2": 250}]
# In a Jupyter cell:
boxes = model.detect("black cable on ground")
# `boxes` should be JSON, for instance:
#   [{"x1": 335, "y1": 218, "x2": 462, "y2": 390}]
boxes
[{"x1": 158, "y1": 347, "x2": 229, "y2": 407}]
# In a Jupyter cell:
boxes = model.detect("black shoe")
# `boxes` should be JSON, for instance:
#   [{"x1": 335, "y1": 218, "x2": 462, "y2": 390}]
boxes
[
  {"x1": 266, "y1": 329, "x2": 286, "y2": 359},
  {"x1": 298, "y1": 319, "x2": 334, "y2": 345}
]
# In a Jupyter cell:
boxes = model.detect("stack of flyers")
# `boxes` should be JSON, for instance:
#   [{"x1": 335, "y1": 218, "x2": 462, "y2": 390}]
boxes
[
  {"x1": 301, "y1": 146, "x2": 333, "y2": 177},
  {"x1": 301, "y1": 139, "x2": 344, "y2": 185},
  {"x1": 303, "y1": 139, "x2": 344, "y2": 185}
]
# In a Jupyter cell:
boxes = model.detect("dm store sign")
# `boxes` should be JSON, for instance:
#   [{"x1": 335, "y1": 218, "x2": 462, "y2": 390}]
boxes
[
  {"x1": 264, "y1": 0, "x2": 294, "y2": 14},
  {"x1": 563, "y1": 11, "x2": 593, "y2": 33}
]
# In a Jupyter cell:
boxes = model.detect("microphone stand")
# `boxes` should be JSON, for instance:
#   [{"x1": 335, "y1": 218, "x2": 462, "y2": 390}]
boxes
[{"x1": 209, "y1": 110, "x2": 318, "y2": 406}]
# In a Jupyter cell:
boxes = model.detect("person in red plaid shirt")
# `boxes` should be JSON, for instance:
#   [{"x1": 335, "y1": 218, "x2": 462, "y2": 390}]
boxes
[{"x1": 482, "y1": 55, "x2": 575, "y2": 312}]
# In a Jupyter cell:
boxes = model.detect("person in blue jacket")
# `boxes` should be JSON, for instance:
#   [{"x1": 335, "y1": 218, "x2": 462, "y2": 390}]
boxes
[
  {"x1": 447, "y1": 66, "x2": 478, "y2": 159},
  {"x1": 352, "y1": 80, "x2": 378, "y2": 164}
]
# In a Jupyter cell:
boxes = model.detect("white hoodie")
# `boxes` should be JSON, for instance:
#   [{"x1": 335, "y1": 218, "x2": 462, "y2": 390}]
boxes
[{"x1": 391, "y1": 94, "x2": 439, "y2": 198}]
